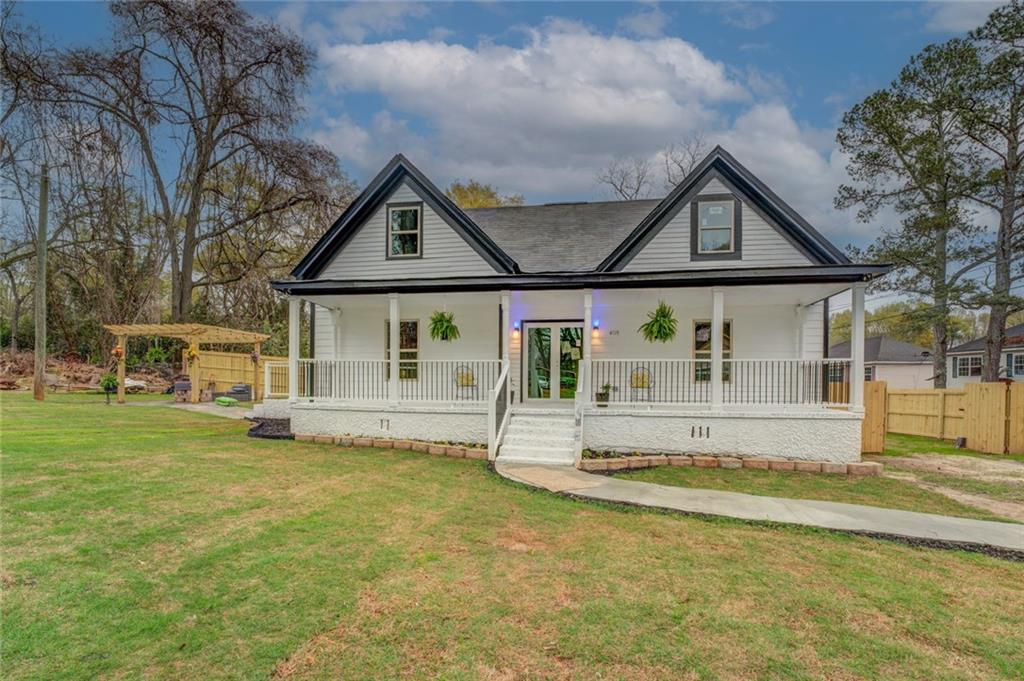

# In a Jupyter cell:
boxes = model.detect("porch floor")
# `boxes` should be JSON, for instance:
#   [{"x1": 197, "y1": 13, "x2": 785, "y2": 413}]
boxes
[{"x1": 496, "y1": 464, "x2": 1024, "y2": 554}]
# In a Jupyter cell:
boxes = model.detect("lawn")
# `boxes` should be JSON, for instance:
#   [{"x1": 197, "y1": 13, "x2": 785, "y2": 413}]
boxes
[
  {"x1": 3, "y1": 392, "x2": 1024, "y2": 679},
  {"x1": 615, "y1": 465, "x2": 1013, "y2": 522},
  {"x1": 882, "y1": 432, "x2": 1024, "y2": 462}
]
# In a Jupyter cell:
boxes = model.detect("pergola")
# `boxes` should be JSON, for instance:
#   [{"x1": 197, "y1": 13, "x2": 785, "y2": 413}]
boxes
[{"x1": 103, "y1": 323, "x2": 270, "y2": 404}]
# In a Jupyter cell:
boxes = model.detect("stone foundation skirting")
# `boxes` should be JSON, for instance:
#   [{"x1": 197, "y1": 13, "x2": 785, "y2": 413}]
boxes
[
  {"x1": 579, "y1": 454, "x2": 882, "y2": 476},
  {"x1": 294, "y1": 433, "x2": 488, "y2": 460}
]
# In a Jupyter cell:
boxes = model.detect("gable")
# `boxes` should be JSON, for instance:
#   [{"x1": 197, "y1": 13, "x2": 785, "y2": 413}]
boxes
[
  {"x1": 621, "y1": 175, "x2": 814, "y2": 272},
  {"x1": 291, "y1": 154, "x2": 517, "y2": 280},
  {"x1": 319, "y1": 180, "x2": 500, "y2": 280},
  {"x1": 600, "y1": 147, "x2": 848, "y2": 272}
]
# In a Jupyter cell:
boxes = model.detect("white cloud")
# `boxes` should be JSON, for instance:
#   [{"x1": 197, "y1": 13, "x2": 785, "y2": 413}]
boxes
[
  {"x1": 923, "y1": 1, "x2": 1000, "y2": 33},
  {"x1": 325, "y1": 2, "x2": 431, "y2": 44},
  {"x1": 314, "y1": 20, "x2": 883, "y2": 246},
  {"x1": 617, "y1": 4, "x2": 671, "y2": 38},
  {"x1": 709, "y1": 2, "x2": 776, "y2": 30}
]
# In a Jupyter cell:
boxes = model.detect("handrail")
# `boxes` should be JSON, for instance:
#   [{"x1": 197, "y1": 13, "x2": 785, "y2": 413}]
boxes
[
  {"x1": 573, "y1": 361, "x2": 587, "y2": 465},
  {"x1": 487, "y1": 360, "x2": 511, "y2": 461}
]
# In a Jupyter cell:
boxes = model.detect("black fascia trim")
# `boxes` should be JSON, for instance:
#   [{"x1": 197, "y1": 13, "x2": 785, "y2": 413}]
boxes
[
  {"x1": 272, "y1": 264, "x2": 892, "y2": 296},
  {"x1": 598, "y1": 147, "x2": 849, "y2": 271},
  {"x1": 690, "y1": 193, "x2": 742, "y2": 261},
  {"x1": 291, "y1": 154, "x2": 518, "y2": 279}
]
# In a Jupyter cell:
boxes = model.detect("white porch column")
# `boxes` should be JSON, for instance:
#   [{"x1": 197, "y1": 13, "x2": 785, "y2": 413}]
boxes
[
  {"x1": 500, "y1": 290, "x2": 510, "y2": 363},
  {"x1": 711, "y1": 287, "x2": 725, "y2": 408},
  {"x1": 850, "y1": 283, "x2": 866, "y2": 411},
  {"x1": 332, "y1": 308, "x2": 343, "y2": 358},
  {"x1": 388, "y1": 293, "x2": 400, "y2": 402},
  {"x1": 288, "y1": 296, "x2": 301, "y2": 401},
  {"x1": 582, "y1": 289, "x2": 593, "y2": 402}
]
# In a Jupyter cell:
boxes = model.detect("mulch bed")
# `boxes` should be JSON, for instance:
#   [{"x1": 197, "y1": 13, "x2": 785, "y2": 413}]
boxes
[{"x1": 247, "y1": 418, "x2": 293, "y2": 440}]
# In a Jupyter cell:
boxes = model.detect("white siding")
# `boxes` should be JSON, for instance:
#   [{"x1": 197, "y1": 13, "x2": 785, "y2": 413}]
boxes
[
  {"x1": 800, "y1": 302, "x2": 825, "y2": 360},
  {"x1": 947, "y1": 352, "x2": 1023, "y2": 388},
  {"x1": 873, "y1": 363, "x2": 934, "y2": 389},
  {"x1": 623, "y1": 181, "x2": 813, "y2": 272},
  {"x1": 319, "y1": 181, "x2": 498, "y2": 280}
]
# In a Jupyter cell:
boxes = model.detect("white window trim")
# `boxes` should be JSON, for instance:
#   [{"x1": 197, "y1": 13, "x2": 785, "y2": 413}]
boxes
[
  {"x1": 386, "y1": 204, "x2": 422, "y2": 259},
  {"x1": 696, "y1": 200, "x2": 735, "y2": 255},
  {"x1": 955, "y1": 355, "x2": 982, "y2": 377},
  {"x1": 693, "y1": 318, "x2": 733, "y2": 382}
]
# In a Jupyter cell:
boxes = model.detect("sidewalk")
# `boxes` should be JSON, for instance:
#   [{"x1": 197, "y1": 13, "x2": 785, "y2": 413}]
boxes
[{"x1": 496, "y1": 463, "x2": 1024, "y2": 554}]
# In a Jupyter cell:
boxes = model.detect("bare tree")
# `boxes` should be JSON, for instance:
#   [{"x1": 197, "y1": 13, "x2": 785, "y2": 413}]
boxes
[
  {"x1": 661, "y1": 133, "x2": 711, "y2": 191},
  {"x1": 9, "y1": 0, "x2": 342, "y2": 321},
  {"x1": 596, "y1": 155, "x2": 653, "y2": 200}
]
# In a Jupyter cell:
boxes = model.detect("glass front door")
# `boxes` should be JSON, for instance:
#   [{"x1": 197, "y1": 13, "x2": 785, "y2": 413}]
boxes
[{"x1": 525, "y1": 323, "x2": 583, "y2": 401}]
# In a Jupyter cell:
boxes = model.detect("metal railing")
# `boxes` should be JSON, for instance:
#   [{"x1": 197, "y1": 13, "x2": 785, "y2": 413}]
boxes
[
  {"x1": 590, "y1": 358, "x2": 853, "y2": 407},
  {"x1": 723, "y1": 359, "x2": 852, "y2": 406},
  {"x1": 289, "y1": 359, "x2": 502, "y2": 403},
  {"x1": 591, "y1": 359, "x2": 711, "y2": 404}
]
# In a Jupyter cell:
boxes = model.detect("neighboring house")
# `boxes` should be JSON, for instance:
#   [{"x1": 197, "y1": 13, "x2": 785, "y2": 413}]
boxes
[
  {"x1": 829, "y1": 336, "x2": 934, "y2": 389},
  {"x1": 946, "y1": 323, "x2": 1024, "y2": 388},
  {"x1": 261, "y1": 147, "x2": 888, "y2": 464}
]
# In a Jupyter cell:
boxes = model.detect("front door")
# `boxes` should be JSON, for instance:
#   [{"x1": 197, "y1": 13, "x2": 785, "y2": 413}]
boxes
[{"x1": 524, "y1": 322, "x2": 583, "y2": 401}]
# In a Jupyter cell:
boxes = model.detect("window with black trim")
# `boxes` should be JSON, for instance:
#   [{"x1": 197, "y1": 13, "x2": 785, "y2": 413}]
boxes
[
  {"x1": 387, "y1": 204, "x2": 422, "y2": 258},
  {"x1": 385, "y1": 319, "x2": 419, "y2": 379},
  {"x1": 690, "y1": 194, "x2": 741, "y2": 260},
  {"x1": 694, "y1": 319, "x2": 732, "y2": 381}
]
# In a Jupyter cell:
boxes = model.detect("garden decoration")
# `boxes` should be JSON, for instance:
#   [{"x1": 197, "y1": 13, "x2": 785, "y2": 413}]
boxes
[
  {"x1": 249, "y1": 350, "x2": 260, "y2": 364},
  {"x1": 595, "y1": 382, "x2": 615, "y2": 407},
  {"x1": 100, "y1": 372, "x2": 118, "y2": 405},
  {"x1": 429, "y1": 310, "x2": 460, "y2": 342},
  {"x1": 638, "y1": 300, "x2": 678, "y2": 343},
  {"x1": 111, "y1": 344, "x2": 125, "y2": 360},
  {"x1": 185, "y1": 346, "x2": 200, "y2": 364}
]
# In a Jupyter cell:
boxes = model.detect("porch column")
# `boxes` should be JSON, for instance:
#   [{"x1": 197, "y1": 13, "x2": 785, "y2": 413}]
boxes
[
  {"x1": 500, "y1": 290, "x2": 510, "y2": 363},
  {"x1": 288, "y1": 296, "x2": 300, "y2": 401},
  {"x1": 332, "y1": 309, "x2": 343, "y2": 358},
  {"x1": 850, "y1": 283, "x2": 866, "y2": 411},
  {"x1": 711, "y1": 287, "x2": 725, "y2": 408},
  {"x1": 388, "y1": 293, "x2": 400, "y2": 402},
  {"x1": 582, "y1": 289, "x2": 593, "y2": 402}
]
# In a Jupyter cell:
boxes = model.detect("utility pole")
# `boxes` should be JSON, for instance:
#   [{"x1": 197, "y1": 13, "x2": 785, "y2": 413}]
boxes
[{"x1": 33, "y1": 163, "x2": 48, "y2": 401}]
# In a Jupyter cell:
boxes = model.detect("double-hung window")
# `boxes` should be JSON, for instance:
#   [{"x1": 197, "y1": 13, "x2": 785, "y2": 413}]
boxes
[
  {"x1": 691, "y1": 194, "x2": 741, "y2": 259},
  {"x1": 1011, "y1": 353, "x2": 1024, "y2": 377},
  {"x1": 694, "y1": 320, "x2": 732, "y2": 382},
  {"x1": 956, "y1": 356, "x2": 982, "y2": 377},
  {"x1": 387, "y1": 204, "x2": 422, "y2": 258},
  {"x1": 385, "y1": 320, "x2": 419, "y2": 379}
]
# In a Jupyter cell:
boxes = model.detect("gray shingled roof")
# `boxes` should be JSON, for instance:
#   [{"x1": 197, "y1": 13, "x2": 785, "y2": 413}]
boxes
[
  {"x1": 829, "y1": 335, "x2": 932, "y2": 362},
  {"x1": 948, "y1": 323, "x2": 1024, "y2": 353},
  {"x1": 465, "y1": 199, "x2": 661, "y2": 272}
]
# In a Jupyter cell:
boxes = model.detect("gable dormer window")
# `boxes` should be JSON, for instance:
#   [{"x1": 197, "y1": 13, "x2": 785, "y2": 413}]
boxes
[
  {"x1": 690, "y1": 194, "x2": 742, "y2": 260},
  {"x1": 387, "y1": 203, "x2": 422, "y2": 258}
]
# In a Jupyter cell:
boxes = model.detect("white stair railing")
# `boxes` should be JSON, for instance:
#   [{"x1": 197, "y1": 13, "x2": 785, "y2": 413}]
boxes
[{"x1": 487, "y1": 360, "x2": 511, "y2": 461}]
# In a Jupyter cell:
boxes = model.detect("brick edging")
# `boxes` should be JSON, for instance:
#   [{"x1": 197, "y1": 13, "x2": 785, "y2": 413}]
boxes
[
  {"x1": 579, "y1": 454, "x2": 881, "y2": 476},
  {"x1": 293, "y1": 433, "x2": 488, "y2": 460}
]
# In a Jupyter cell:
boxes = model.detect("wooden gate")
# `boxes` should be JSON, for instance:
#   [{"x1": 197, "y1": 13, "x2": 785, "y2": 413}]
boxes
[
  {"x1": 860, "y1": 380, "x2": 886, "y2": 453},
  {"x1": 184, "y1": 350, "x2": 286, "y2": 400}
]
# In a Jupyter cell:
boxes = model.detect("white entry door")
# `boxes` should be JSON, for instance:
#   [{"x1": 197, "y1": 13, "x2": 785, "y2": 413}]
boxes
[{"x1": 524, "y1": 322, "x2": 584, "y2": 402}]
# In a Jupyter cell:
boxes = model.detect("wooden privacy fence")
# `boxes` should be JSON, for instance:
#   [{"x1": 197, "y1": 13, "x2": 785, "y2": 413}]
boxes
[
  {"x1": 183, "y1": 350, "x2": 286, "y2": 400},
  {"x1": 877, "y1": 382, "x2": 1024, "y2": 455}
]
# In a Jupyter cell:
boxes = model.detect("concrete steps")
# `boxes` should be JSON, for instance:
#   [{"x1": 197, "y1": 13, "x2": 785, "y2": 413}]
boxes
[{"x1": 498, "y1": 410, "x2": 576, "y2": 466}]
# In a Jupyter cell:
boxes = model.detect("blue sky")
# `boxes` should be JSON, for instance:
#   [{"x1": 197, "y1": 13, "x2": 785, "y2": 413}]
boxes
[{"x1": 17, "y1": 1, "x2": 1002, "y2": 251}]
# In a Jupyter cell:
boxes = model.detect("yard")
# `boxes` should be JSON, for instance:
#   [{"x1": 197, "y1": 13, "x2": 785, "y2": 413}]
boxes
[{"x1": 3, "y1": 393, "x2": 1024, "y2": 679}]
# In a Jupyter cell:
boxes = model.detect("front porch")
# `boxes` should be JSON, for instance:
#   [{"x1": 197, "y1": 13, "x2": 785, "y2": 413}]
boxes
[{"x1": 258, "y1": 281, "x2": 869, "y2": 462}]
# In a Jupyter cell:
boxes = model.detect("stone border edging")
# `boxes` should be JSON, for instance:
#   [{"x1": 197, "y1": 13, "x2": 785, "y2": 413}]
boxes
[
  {"x1": 579, "y1": 454, "x2": 882, "y2": 476},
  {"x1": 294, "y1": 433, "x2": 488, "y2": 460}
]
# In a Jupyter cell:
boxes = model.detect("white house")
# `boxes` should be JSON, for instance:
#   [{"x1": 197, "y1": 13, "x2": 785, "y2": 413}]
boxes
[
  {"x1": 829, "y1": 336, "x2": 934, "y2": 388},
  {"x1": 947, "y1": 323, "x2": 1024, "y2": 388},
  {"x1": 259, "y1": 148, "x2": 888, "y2": 465}
]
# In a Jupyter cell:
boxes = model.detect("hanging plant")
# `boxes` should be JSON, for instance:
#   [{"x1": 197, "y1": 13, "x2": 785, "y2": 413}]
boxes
[
  {"x1": 429, "y1": 310, "x2": 461, "y2": 342},
  {"x1": 185, "y1": 347, "x2": 200, "y2": 365},
  {"x1": 111, "y1": 344, "x2": 125, "y2": 360},
  {"x1": 638, "y1": 300, "x2": 678, "y2": 343}
]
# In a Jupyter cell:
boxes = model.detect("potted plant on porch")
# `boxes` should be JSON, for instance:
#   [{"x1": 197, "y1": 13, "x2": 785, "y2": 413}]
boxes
[
  {"x1": 429, "y1": 310, "x2": 461, "y2": 342},
  {"x1": 595, "y1": 382, "x2": 615, "y2": 407}
]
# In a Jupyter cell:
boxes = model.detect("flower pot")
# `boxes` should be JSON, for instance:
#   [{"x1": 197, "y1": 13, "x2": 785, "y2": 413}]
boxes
[{"x1": 595, "y1": 392, "x2": 609, "y2": 407}]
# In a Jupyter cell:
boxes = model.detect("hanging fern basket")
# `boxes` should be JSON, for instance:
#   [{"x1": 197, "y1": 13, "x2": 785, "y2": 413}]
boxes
[
  {"x1": 638, "y1": 300, "x2": 678, "y2": 343},
  {"x1": 429, "y1": 310, "x2": 461, "y2": 342}
]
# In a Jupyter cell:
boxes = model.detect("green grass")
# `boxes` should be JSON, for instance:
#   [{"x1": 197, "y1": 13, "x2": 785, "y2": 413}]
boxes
[
  {"x1": 3, "y1": 392, "x2": 1024, "y2": 679},
  {"x1": 615, "y1": 465, "x2": 1013, "y2": 522},
  {"x1": 882, "y1": 433, "x2": 1024, "y2": 462}
]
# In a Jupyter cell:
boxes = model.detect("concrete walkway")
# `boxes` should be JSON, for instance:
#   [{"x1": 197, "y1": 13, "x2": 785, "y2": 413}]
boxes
[
  {"x1": 496, "y1": 463, "x2": 1024, "y2": 554},
  {"x1": 132, "y1": 400, "x2": 252, "y2": 420}
]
